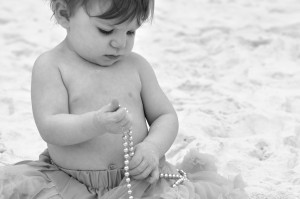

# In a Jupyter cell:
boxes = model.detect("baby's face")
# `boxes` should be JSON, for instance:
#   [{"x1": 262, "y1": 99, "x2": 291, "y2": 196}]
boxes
[{"x1": 65, "y1": 2, "x2": 139, "y2": 66}]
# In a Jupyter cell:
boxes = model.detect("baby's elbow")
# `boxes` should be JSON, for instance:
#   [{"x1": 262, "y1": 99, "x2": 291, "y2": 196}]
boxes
[
  {"x1": 40, "y1": 132, "x2": 54, "y2": 145},
  {"x1": 172, "y1": 112, "x2": 179, "y2": 132},
  {"x1": 35, "y1": 119, "x2": 64, "y2": 146},
  {"x1": 165, "y1": 111, "x2": 179, "y2": 132},
  {"x1": 39, "y1": 128, "x2": 68, "y2": 146},
  {"x1": 36, "y1": 124, "x2": 57, "y2": 145}
]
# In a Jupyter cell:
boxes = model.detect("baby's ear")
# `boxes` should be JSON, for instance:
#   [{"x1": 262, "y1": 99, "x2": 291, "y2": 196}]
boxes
[{"x1": 53, "y1": 0, "x2": 70, "y2": 29}]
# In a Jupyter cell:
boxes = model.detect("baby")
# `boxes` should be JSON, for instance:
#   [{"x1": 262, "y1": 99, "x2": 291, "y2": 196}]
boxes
[
  {"x1": 32, "y1": 0, "x2": 177, "y2": 182},
  {"x1": 0, "y1": 0, "x2": 248, "y2": 198}
]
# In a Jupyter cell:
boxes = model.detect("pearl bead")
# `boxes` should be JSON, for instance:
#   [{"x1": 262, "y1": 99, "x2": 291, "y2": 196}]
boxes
[
  {"x1": 126, "y1": 177, "x2": 131, "y2": 183},
  {"x1": 129, "y1": 196, "x2": 133, "y2": 199},
  {"x1": 124, "y1": 148, "x2": 129, "y2": 153},
  {"x1": 124, "y1": 160, "x2": 129, "y2": 165},
  {"x1": 124, "y1": 166, "x2": 129, "y2": 171},
  {"x1": 125, "y1": 172, "x2": 130, "y2": 177},
  {"x1": 127, "y1": 184, "x2": 131, "y2": 189},
  {"x1": 128, "y1": 190, "x2": 132, "y2": 194}
]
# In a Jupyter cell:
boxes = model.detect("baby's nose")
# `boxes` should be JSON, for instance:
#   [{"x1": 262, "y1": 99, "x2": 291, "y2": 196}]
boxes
[{"x1": 111, "y1": 35, "x2": 126, "y2": 49}]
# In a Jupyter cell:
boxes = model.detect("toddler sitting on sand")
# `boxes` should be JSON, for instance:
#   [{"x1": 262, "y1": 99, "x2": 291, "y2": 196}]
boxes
[{"x1": 0, "y1": 0, "x2": 247, "y2": 198}]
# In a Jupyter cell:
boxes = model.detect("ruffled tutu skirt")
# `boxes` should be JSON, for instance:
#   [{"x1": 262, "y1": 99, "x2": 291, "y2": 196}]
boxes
[{"x1": 0, "y1": 149, "x2": 248, "y2": 199}]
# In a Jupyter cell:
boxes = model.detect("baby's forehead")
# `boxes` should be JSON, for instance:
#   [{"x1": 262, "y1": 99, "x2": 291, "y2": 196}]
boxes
[
  {"x1": 85, "y1": 0, "x2": 111, "y2": 16},
  {"x1": 92, "y1": 16, "x2": 140, "y2": 30}
]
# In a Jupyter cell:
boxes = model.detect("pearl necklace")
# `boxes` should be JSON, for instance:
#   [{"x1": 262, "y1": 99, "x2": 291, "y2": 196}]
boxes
[
  {"x1": 123, "y1": 130, "x2": 134, "y2": 199},
  {"x1": 159, "y1": 169, "x2": 189, "y2": 188},
  {"x1": 122, "y1": 130, "x2": 189, "y2": 199}
]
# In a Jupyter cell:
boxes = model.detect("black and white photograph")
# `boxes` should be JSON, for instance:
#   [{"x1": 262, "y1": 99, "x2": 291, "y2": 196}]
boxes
[{"x1": 0, "y1": 0, "x2": 300, "y2": 198}]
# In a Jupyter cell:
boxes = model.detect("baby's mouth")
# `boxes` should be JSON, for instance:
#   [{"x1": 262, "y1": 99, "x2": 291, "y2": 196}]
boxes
[{"x1": 105, "y1": 55, "x2": 121, "y2": 60}]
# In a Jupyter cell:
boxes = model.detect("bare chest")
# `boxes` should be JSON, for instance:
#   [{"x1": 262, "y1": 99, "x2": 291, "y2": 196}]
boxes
[{"x1": 60, "y1": 61, "x2": 141, "y2": 114}]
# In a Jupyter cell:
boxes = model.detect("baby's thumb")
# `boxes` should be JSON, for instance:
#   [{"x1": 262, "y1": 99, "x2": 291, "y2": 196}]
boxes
[{"x1": 103, "y1": 99, "x2": 120, "y2": 112}]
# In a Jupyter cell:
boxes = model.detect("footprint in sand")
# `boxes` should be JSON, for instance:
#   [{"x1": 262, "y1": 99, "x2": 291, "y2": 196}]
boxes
[{"x1": 249, "y1": 140, "x2": 272, "y2": 161}]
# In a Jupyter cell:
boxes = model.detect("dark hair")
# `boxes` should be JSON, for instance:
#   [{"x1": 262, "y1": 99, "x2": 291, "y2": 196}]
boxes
[{"x1": 50, "y1": 0, "x2": 154, "y2": 25}]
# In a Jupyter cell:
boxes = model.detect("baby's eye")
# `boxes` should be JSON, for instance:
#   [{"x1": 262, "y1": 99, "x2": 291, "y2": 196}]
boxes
[
  {"x1": 127, "y1": 31, "x2": 135, "y2": 36},
  {"x1": 98, "y1": 28, "x2": 113, "y2": 35}
]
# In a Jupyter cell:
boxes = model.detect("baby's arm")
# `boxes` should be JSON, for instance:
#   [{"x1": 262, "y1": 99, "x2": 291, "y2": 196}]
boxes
[
  {"x1": 139, "y1": 60, "x2": 178, "y2": 159},
  {"x1": 129, "y1": 53, "x2": 179, "y2": 182},
  {"x1": 31, "y1": 54, "x2": 130, "y2": 146}
]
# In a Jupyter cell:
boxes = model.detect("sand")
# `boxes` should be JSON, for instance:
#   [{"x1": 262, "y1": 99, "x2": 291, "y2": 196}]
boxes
[{"x1": 1, "y1": 0, "x2": 300, "y2": 198}]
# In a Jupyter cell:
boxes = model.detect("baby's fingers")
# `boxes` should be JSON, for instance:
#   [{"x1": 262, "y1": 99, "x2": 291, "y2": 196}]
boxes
[
  {"x1": 110, "y1": 107, "x2": 127, "y2": 123},
  {"x1": 130, "y1": 159, "x2": 147, "y2": 176},
  {"x1": 129, "y1": 147, "x2": 143, "y2": 169},
  {"x1": 131, "y1": 165, "x2": 152, "y2": 180},
  {"x1": 147, "y1": 167, "x2": 159, "y2": 184},
  {"x1": 100, "y1": 99, "x2": 120, "y2": 113},
  {"x1": 118, "y1": 114, "x2": 131, "y2": 131}
]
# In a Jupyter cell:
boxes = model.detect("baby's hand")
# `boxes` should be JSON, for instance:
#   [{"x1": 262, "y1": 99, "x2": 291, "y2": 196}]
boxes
[
  {"x1": 94, "y1": 99, "x2": 131, "y2": 134},
  {"x1": 129, "y1": 141, "x2": 160, "y2": 184}
]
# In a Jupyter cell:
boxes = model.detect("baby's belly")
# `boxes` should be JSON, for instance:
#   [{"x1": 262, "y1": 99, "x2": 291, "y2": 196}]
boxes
[{"x1": 49, "y1": 125, "x2": 148, "y2": 170}]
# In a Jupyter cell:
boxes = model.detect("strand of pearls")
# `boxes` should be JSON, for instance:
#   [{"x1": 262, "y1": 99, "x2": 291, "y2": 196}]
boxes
[
  {"x1": 122, "y1": 129, "x2": 189, "y2": 199},
  {"x1": 123, "y1": 129, "x2": 134, "y2": 199},
  {"x1": 159, "y1": 169, "x2": 189, "y2": 188}
]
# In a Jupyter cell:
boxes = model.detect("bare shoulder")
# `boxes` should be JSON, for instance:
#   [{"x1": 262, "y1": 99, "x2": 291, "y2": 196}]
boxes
[
  {"x1": 31, "y1": 44, "x2": 70, "y2": 88},
  {"x1": 126, "y1": 52, "x2": 154, "y2": 74},
  {"x1": 32, "y1": 49, "x2": 61, "y2": 75},
  {"x1": 31, "y1": 47, "x2": 67, "y2": 93}
]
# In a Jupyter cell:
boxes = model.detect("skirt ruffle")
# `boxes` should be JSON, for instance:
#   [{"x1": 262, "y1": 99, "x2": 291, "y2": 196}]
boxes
[
  {"x1": 103, "y1": 148, "x2": 248, "y2": 199},
  {"x1": 0, "y1": 148, "x2": 248, "y2": 199}
]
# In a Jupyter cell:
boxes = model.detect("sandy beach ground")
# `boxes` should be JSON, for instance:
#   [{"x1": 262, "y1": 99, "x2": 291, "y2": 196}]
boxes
[{"x1": 1, "y1": 0, "x2": 300, "y2": 198}]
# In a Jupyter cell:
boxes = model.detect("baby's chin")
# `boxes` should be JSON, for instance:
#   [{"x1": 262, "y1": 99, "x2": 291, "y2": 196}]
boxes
[
  {"x1": 98, "y1": 59, "x2": 121, "y2": 67},
  {"x1": 82, "y1": 56, "x2": 121, "y2": 67}
]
